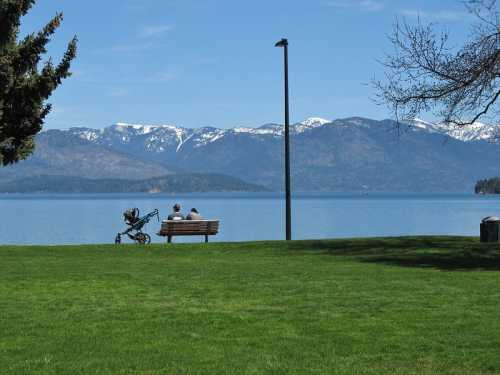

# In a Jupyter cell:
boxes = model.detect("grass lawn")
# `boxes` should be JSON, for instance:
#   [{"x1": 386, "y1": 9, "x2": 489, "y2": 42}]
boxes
[{"x1": 1, "y1": 237, "x2": 500, "y2": 374}]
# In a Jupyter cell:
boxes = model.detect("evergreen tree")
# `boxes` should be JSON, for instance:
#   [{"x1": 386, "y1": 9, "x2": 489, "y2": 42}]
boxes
[
  {"x1": 0, "y1": 0, "x2": 77, "y2": 165},
  {"x1": 475, "y1": 177, "x2": 500, "y2": 194}
]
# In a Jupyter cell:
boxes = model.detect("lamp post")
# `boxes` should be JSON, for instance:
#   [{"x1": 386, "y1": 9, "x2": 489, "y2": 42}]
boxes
[{"x1": 275, "y1": 38, "x2": 292, "y2": 241}]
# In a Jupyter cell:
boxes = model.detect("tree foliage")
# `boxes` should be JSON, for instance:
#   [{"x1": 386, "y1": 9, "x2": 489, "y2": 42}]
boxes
[
  {"x1": 374, "y1": 0, "x2": 499, "y2": 127},
  {"x1": 0, "y1": 0, "x2": 77, "y2": 165},
  {"x1": 475, "y1": 177, "x2": 500, "y2": 193}
]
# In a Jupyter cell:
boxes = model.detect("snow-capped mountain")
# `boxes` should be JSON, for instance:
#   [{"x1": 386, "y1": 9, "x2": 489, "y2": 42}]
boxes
[
  {"x1": 67, "y1": 117, "x2": 334, "y2": 154},
  {"x1": 295, "y1": 117, "x2": 331, "y2": 133},
  {"x1": 411, "y1": 118, "x2": 500, "y2": 142},
  {"x1": 70, "y1": 117, "x2": 499, "y2": 155},
  {"x1": 4, "y1": 116, "x2": 500, "y2": 192}
]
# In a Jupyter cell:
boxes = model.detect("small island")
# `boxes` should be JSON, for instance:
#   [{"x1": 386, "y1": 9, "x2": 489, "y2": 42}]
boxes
[{"x1": 475, "y1": 177, "x2": 500, "y2": 194}]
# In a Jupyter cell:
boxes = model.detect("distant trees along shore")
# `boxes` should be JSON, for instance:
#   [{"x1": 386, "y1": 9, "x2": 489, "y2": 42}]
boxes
[{"x1": 475, "y1": 178, "x2": 500, "y2": 194}]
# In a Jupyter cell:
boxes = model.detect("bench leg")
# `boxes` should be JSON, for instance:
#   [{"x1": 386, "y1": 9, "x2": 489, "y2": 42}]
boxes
[
  {"x1": 168, "y1": 236, "x2": 172, "y2": 244},
  {"x1": 205, "y1": 235, "x2": 208, "y2": 243}
]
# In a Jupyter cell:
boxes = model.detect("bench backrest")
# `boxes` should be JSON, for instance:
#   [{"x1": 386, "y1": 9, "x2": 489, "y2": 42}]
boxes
[{"x1": 160, "y1": 220, "x2": 219, "y2": 235}]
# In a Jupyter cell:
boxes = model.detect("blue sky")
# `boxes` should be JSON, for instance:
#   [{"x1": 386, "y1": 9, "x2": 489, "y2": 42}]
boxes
[{"x1": 21, "y1": 0, "x2": 473, "y2": 129}]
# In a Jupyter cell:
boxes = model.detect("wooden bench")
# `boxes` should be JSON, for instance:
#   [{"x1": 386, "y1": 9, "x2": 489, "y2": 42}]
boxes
[{"x1": 157, "y1": 220, "x2": 220, "y2": 243}]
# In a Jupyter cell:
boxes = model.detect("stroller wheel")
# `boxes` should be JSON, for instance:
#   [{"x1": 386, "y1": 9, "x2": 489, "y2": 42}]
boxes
[
  {"x1": 115, "y1": 234, "x2": 122, "y2": 244},
  {"x1": 136, "y1": 233, "x2": 151, "y2": 244}
]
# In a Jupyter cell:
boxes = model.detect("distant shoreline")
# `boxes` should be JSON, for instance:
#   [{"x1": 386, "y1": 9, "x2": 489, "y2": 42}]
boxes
[
  {"x1": 0, "y1": 191, "x2": 491, "y2": 197},
  {"x1": 0, "y1": 174, "x2": 269, "y2": 194}
]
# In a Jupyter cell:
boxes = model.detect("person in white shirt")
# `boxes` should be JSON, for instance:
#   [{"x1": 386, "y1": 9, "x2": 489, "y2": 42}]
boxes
[{"x1": 167, "y1": 203, "x2": 185, "y2": 220}]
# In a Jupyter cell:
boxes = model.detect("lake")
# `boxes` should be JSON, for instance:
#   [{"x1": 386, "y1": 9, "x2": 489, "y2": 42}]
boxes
[{"x1": 0, "y1": 192, "x2": 498, "y2": 245}]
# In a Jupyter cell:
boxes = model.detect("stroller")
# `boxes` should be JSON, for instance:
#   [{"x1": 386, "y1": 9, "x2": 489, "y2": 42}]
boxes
[{"x1": 115, "y1": 208, "x2": 159, "y2": 244}]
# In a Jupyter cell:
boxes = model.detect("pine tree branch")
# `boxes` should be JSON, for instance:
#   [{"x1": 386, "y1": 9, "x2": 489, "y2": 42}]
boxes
[{"x1": 0, "y1": 1, "x2": 77, "y2": 165}]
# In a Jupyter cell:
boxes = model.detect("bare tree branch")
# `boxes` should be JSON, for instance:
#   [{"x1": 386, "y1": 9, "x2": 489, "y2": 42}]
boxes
[{"x1": 374, "y1": 0, "x2": 499, "y2": 127}]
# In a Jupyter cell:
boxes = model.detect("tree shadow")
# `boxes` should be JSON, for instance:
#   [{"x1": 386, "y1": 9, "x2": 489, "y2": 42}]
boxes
[
  {"x1": 364, "y1": 251, "x2": 500, "y2": 271},
  {"x1": 283, "y1": 236, "x2": 500, "y2": 271},
  {"x1": 284, "y1": 236, "x2": 472, "y2": 255}
]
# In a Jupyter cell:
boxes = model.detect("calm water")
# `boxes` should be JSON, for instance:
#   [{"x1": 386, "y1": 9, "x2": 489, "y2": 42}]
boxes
[{"x1": 0, "y1": 192, "x2": 499, "y2": 245}]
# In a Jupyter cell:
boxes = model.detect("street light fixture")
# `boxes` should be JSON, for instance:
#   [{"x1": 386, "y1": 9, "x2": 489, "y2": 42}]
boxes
[{"x1": 275, "y1": 38, "x2": 292, "y2": 241}]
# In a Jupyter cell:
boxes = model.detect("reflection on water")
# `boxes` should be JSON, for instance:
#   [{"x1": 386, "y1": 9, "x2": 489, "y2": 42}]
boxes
[{"x1": 0, "y1": 192, "x2": 499, "y2": 245}]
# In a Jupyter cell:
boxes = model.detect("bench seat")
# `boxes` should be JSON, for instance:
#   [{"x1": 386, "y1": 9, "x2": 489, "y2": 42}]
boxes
[{"x1": 157, "y1": 220, "x2": 219, "y2": 243}]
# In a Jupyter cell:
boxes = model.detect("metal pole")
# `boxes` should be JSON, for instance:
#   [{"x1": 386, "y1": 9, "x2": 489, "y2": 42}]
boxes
[
  {"x1": 282, "y1": 41, "x2": 292, "y2": 241},
  {"x1": 275, "y1": 38, "x2": 292, "y2": 241}
]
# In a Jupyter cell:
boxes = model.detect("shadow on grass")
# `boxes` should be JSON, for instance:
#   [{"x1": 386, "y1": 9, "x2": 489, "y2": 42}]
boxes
[
  {"x1": 364, "y1": 253, "x2": 500, "y2": 271},
  {"x1": 284, "y1": 236, "x2": 500, "y2": 271}
]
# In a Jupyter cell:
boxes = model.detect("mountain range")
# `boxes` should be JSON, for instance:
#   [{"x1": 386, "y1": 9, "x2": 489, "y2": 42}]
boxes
[{"x1": 0, "y1": 116, "x2": 499, "y2": 192}]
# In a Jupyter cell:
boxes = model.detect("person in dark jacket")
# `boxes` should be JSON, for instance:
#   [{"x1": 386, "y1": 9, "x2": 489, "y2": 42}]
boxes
[
  {"x1": 186, "y1": 208, "x2": 203, "y2": 220},
  {"x1": 167, "y1": 203, "x2": 185, "y2": 220}
]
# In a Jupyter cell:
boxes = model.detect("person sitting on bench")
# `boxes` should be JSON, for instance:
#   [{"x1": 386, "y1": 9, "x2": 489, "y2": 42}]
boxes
[
  {"x1": 167, "y1": 203, "x2": 185, "y2": 220},
  {"x1": 186, "y1": 208, "x2": 203, "y2": 220}
]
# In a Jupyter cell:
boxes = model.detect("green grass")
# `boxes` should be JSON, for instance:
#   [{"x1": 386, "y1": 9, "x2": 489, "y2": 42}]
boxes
[{"x1": 1, "y1": 237, "x2": 500, "y2": 374}]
